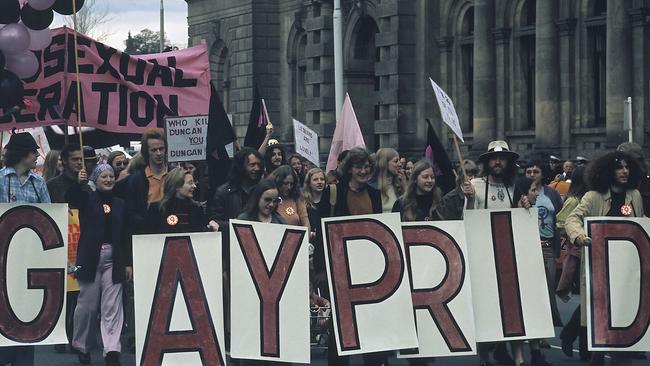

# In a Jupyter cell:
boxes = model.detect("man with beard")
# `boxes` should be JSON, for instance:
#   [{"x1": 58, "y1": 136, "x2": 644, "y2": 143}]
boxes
[
  {"x1": 463, "y1": 141, "x2": 523, "y2": 366},
  {"x1": 47, "y1": 143, "x2": 84, "y2": 203},
  {"x1": 565, "y1": 151, "x2": 644, "y2": 366}
]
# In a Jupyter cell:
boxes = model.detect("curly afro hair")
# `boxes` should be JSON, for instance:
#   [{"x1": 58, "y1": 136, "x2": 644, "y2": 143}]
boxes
[{"x1": 585, "y1": 151, "x2": 642, "y2": 193}]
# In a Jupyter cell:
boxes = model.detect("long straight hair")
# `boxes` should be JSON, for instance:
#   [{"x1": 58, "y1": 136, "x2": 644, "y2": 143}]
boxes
[
  {"x1": 400, "y1": 161, "x2": 441, "y2": 221},
  {"x1": 375, "y1": 148, "x2": 401, "y2": 202},
  {"x1": 303, "y1": 167, "x2": 325, "y2": 209},
  {"x1": 159, "y1": 167, "x2": 198, "y2": 213}
]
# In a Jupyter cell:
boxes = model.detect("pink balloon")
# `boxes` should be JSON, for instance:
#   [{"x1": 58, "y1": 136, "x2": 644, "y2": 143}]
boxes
[
  {"x1": 28, "y1": 27, "x2": 51, "y2": 50},
  {"x1": 5, "y1": 51, "x2": 39, "y2": 79},
  {"x1": 0, "y1": 23, "x2": 31, "y2": 54},
  {"x1": 28, "y1": 0, "x2": 56, "y2": 11}
]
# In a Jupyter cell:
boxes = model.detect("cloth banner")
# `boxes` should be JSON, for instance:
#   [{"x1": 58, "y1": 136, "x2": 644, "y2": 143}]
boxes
[
  {"x1": 292, "y1": 118, "x2": 319, "y2": 166},
  {"x1": 322, "y1": 213, "x2": 419, "y2": 356},
  {"x1": 0, "y1": 203, "x2": 68, "y2": 346},
  {"x1": 165, "y1": 115, "x2": 209, "y2": 162},
  {"x1": 585, "y1": 217, "x2": 650, "y2": 352},
  {"x1": 398, "y1": 221, "x2": 476, "y2": 358},
  {"x1": 132, "y1": 233, "x2": 225, "y2": 366},
  {"x1": 0, "y1": 27, "x2": 211, "y2": 133},
  {"x1": 230, "y1": 220, "x2": 310, "y2": 363},
  {"x1": 464, "y1": 208, "x2": 554, "y2": 342}
]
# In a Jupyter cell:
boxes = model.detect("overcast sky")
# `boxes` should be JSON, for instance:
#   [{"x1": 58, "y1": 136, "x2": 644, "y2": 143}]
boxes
[{"x1": 51, "y1": 0, "x2": 189, "y2": 50}]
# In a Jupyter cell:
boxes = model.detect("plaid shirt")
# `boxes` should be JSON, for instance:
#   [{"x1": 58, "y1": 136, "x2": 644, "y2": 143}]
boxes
[{"x1": 0, "y1": 167, "x2": 51, "y2": 203}]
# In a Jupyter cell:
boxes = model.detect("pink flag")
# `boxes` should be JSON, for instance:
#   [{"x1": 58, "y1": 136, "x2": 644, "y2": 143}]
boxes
[{"x1": 326, "y1": 94, "x2": 365, "y2": 173}]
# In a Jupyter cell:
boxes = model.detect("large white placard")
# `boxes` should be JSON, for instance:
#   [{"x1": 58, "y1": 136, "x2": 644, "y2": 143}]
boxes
[
  {"x1": 585, "y1": 217, "x2": 650, "y2": 352},
  {"x1": 464, "y1": 208, "x2": 554, "y2": 342},
  {"x1": 230, "y1": 220, "x2": 310, "y2": 363},
  {"x1": 398, "y1": 221, "x2": 476, "y2": 358},
  {"x1": 0, "y1": 204, "x2": 68, "y2": 346},
  {"x1": 430, "y1": 78, "x2": 463, "y2": 142},
  {"x1": 165, "y1": 115, "x2": 208, "y2": 162},
  {"x1": 322, "y1": 213, "x2": 419, "y2": 356},
  {"x1": 133, "y1": 233, "x2": 225, "y2": 366},
  {"x1": 292, "y1": 118, "x2": 319, "y2": 166}
]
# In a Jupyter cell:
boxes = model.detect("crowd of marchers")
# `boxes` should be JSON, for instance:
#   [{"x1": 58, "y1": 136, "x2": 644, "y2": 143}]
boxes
[{"x1": 0, "y1": 126, "x2": 648, "y2": 366}]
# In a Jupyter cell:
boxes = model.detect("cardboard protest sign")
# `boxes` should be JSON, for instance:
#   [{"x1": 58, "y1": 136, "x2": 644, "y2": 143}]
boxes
[
  {"x1": 398, "y1": 221, "x2": 476, "y2": 358},
  {"x1": 230, "y1": 220, "x2": 310, "y2": 363},
  {"x1": 430, "y1": 78, "x2": 463, "y2": 142},
  {"x1": 0, "y1": 27, "x2": 210, "y2": 133},
  {"x1": 585, "y1": 218, "x2": 650, "y2": 352},
  {"x1": 322, "y1": 213, "x2": 418, "y2": 356},
  {"x1": 292, "y1": 118, "x2": 319, "y2": 166},
  {"x1": 165, "y1": 115, "x2": 209, "y2": 162},
  {"x1": 67, "y1": 209, "x2": 80, "y2": 292},
  {"x1": 132, "y1": 233, "x2": 225, "y2": 366},
  {"x1": 0, "y1": 204, "x2": 68, "y2": 346},
  {"x1": 464, "y1": 208, "x2": 554, "y2": 342}
]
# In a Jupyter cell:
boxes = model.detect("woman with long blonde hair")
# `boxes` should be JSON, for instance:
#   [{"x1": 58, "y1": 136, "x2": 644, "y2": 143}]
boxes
[
  {"x1": 392, "y1": 161, "x2": 442, "y2": 221},
  {"x1": 373, "y1": 148, "x2": 406, "y2": 212}
]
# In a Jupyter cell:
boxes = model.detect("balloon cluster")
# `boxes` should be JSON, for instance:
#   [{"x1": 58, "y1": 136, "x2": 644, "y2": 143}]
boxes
[{"x1": 0, "y1": 0, "x2": 85, "y2": 108}]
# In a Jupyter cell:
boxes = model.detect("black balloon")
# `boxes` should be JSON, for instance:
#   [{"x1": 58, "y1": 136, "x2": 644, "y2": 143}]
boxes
[
  {"x1": 0, "y1": 70, "x2": 25, "y2": 109},
  {"x1": 21, "y1": 5, "x2": 54, "y2": 31},
  {"x1": 52, "y1": 0, "x2": 85, "y2": 16},
  {"x1": 0, "y1": 0, "x2": 20, "y2": 24}
]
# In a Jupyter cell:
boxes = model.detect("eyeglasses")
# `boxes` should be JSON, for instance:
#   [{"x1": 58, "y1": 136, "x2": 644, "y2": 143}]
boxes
[{"x1": 263, "y1": 197, "x2": 281, "y2": 204}]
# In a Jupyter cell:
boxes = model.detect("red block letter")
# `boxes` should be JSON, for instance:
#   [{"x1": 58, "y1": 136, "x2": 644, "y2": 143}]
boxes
[
  {"x1": 324, "y1": 218, "x2": 404, "y2": 351},
  {"x1": 0, "y1": 206, "x2": 65, "y2": 343},
  {"x1": 403, "y1": 225, "x2": 471, "y2": 352},
  {"x1": 232, "y1": 224, "x2": 305, "y2": 358},
  {"x1": 491, "y1": 212, "x2": 526, "y2": 337},
  {"x1": 140, "y1": 236, "x2": 224, "y2": 366},
  {"x1": 588, "y1": 220, "x2": 650, "y2": 348}
]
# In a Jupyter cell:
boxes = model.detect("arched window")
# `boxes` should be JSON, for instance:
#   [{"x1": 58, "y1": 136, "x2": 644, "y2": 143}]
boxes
[
  {"x1": 519, "y1": 0, "x2": 536, "y2": 130},
  {"x1": 585, "y1": 0, "x2": 607, "y2": 126},
  {"x1": 210, "y1": 45, "x2": 230, "y2": 110},
  {"x1": 459, "y1": 6, "x2": 474, "y2": 132}
]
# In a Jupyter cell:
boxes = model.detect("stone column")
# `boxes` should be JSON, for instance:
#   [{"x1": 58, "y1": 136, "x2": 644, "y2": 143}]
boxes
[
  {"x1": 628, "y1": 8, "x2": 647, "y2": 147},
  {"x1": 492, "y1": 28, "x2": 510, "y2": 141},
  {"x1": 555, "y1": 18, "x2": 577, "y2": 158},
  {"x1": 535, "y1": 0, "x2": 560, "y2": 153},
  {"x1": 472, "y1": 0, "x2": 496, "y2": 148},
  {"x1": 605, "y1": 0, "x2": 632, "y2": 146}
]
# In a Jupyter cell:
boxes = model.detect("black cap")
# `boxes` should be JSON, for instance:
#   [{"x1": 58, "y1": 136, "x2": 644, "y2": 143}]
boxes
[
  {"x1": 83, "y1": 146, "x2": 97, "y2": 160},
  {"x1": 5, "y1": 132, "x2": 39, "y2": 152}
]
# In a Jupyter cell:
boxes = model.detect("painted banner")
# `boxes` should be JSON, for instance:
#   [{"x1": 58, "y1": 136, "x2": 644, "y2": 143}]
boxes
[
  {"x1": 398, "y1": 221, "x2": 476, "y2": 358},
  {"x1": 464, "y1": 208, "x2": 554, "y2": 342},
  {"x1": 67, "y1": 209, "x2": 80, "y2": 292},
  {"x1": 0, "y1": 27, "x2": 211, "y2": 133},
  {"x1": 230, "y1": 220, "x2": 310, "y2": 363},
  {"x1": 322, "y1": 213, "x2": 419, "y2": 356},
  {"x1": 430, "y1": 78, "x2": 463, "y2": 142},
  {"x1": 132, "y1": 233, "x2": 225, "y2": 366},
  {"x1": 0, "y1": 204, "x2": 68, "y2": 346},
  {"x1": 165, "y1": 115, "x2": 209, "y2": 162},
  {"x1": 292, "y1": 118, "x2": 319, "y2": 166},
  {"x1": 585, "y1": 217, "x2": 650, "y2": 352}
]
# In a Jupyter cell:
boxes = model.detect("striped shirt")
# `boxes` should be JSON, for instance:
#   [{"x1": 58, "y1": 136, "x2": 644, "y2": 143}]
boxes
[{"x1": 0, "y1": 167, "x2": 51, "y2": 203}]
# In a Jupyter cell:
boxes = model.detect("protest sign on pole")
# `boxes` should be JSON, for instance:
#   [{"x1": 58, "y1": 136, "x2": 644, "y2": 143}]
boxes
[
  {"x1": 230, "y1": 220, "x2": 310, "y2": 363},
  {"x1": 165, "y1": 115, "x2": 209, "y2": 162},
  {"x1": 0, "y1": 204, "x2": 68, "y2": 346},
  {"x1": 292, "y1": 118, "x2": 319, "y2": 166},
  {"x1": 67, "y1": 209, "x2": 81, "y2": 292},
  {"x1": 322, "y1": 213, "x2": 419, "y2": 356},
  {"x1": 464, "y1": 208, "x2": 554, "y2": 342},
  {"x1": 398, "y1": 221, "x2": 476, "y2": 358},
  {"x1": 430, "y1": 78, "x2": 463, "y2": 142},
  {"x1": 585, "y1": 217, "x2": 650, "y2": 352},
  {"x1": 133, "y1": 233, "x2": 225, "y2": 366}
]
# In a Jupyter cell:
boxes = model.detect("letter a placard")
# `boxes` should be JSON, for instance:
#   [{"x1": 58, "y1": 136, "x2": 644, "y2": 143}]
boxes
[
  {"x1": 323, "y1": 213, "x2": 418, "y2": 356},
  {"x1": 230, "y1": 220, "x2": 310, "y2": 363},
  {"x1": 0, "y1": 204, "x2": 68, "y2": 346},
  {"x1": 133, "y1": 233, "x2": 225, "y2": 366},
  {"x1": 464, "y1": 208, "x2": 554, "y2": 342},
  {"x1": 585, "y1": 218, "x2": 650, "y2": 352}
]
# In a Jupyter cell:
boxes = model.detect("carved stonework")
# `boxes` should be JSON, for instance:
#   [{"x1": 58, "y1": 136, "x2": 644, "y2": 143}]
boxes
[
  {"x1": 436, "y1": 36, "x2": 454, "y2": 52},
  {"x1": 628, "y1": 8, "x2": 648, "y2": 28},
  {"x1": 492, "y1": 27, "x2": 511, "y2": 45},
  {"x1": 555, "y1": 18, "x2": 577, "y2": 36}
]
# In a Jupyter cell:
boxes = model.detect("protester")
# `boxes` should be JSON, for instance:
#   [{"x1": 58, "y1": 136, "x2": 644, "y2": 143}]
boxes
[
  {"x1": 326, "y1": 149, "x2": 349, "y2": 185},
  {"x1": 617, "y1": 142, "x2": 650, "y2": 217},
  {"x1": 0, "y1": 132, "x2": 51, "y2": 366},
  {"x1": 302, "y1": 168, "x2": 332, "y2": 280},
  {"x1": 42, "y1": 149, "x2": 62, "y2": 181},
  {"x1": 47, "y1": 143, "x2": 84, "y2": 203},
  {"x1": 146, "y1": 167, "x2": 219, "y2": 233},
  {"x1": 288, "y1": 153, "x2": 305, "y2": 186},
  {"x1": 464, "y1": 140, "x2": 522, "y2": 366},
  {"x1": 67, "y1": 164, "x2": 129, "y2": 366},
  {"x1": 372, "y1": 148, "x2": 406, "y2": 212},
  {"x1": 404, "y1": 158, "x2": 415, "y2": 180},
  {"x1": 179, "y1": 161, "x2": 208, "y2": 202},
  {"x1": 237, "y1": 179, "x2": 284, "y2": 224},
  {"x1": 107, "y1": 151, "x2": 128, "y2": 179},
  {"x1": 548, "y1": 155, "x2": 562, "y2": 181},
  {"x1": 113, "y1": 152, "x2": 145, "y2": 200},
  {"x1": 263, "y1": 140, "x2": 287, "y2": 176},
  {"x1": 392, "y1": 160, "x2": 442, "y2": 221},
  {"x1": 268, "y1": 165, "x2": 310, "y2": 232},
  {"x1": 565, "y1": 151, "x2": 644, "y2": 366},
  {"x1": 437, "y1": 160, "x2": 478, "y2": 220},
  {"x1": 575, "y1": 156, "x2": 588, "y2": 167}
]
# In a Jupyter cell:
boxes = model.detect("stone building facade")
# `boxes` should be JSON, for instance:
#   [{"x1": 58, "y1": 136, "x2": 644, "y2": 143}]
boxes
[{"x1": 186, "y1": 0, "x2": 650, "y2": 162}]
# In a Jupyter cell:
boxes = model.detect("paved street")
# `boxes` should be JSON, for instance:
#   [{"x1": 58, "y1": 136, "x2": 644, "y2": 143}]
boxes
[{"x1": 32, "y1": 296, "x2": 646, "y2": 366}]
